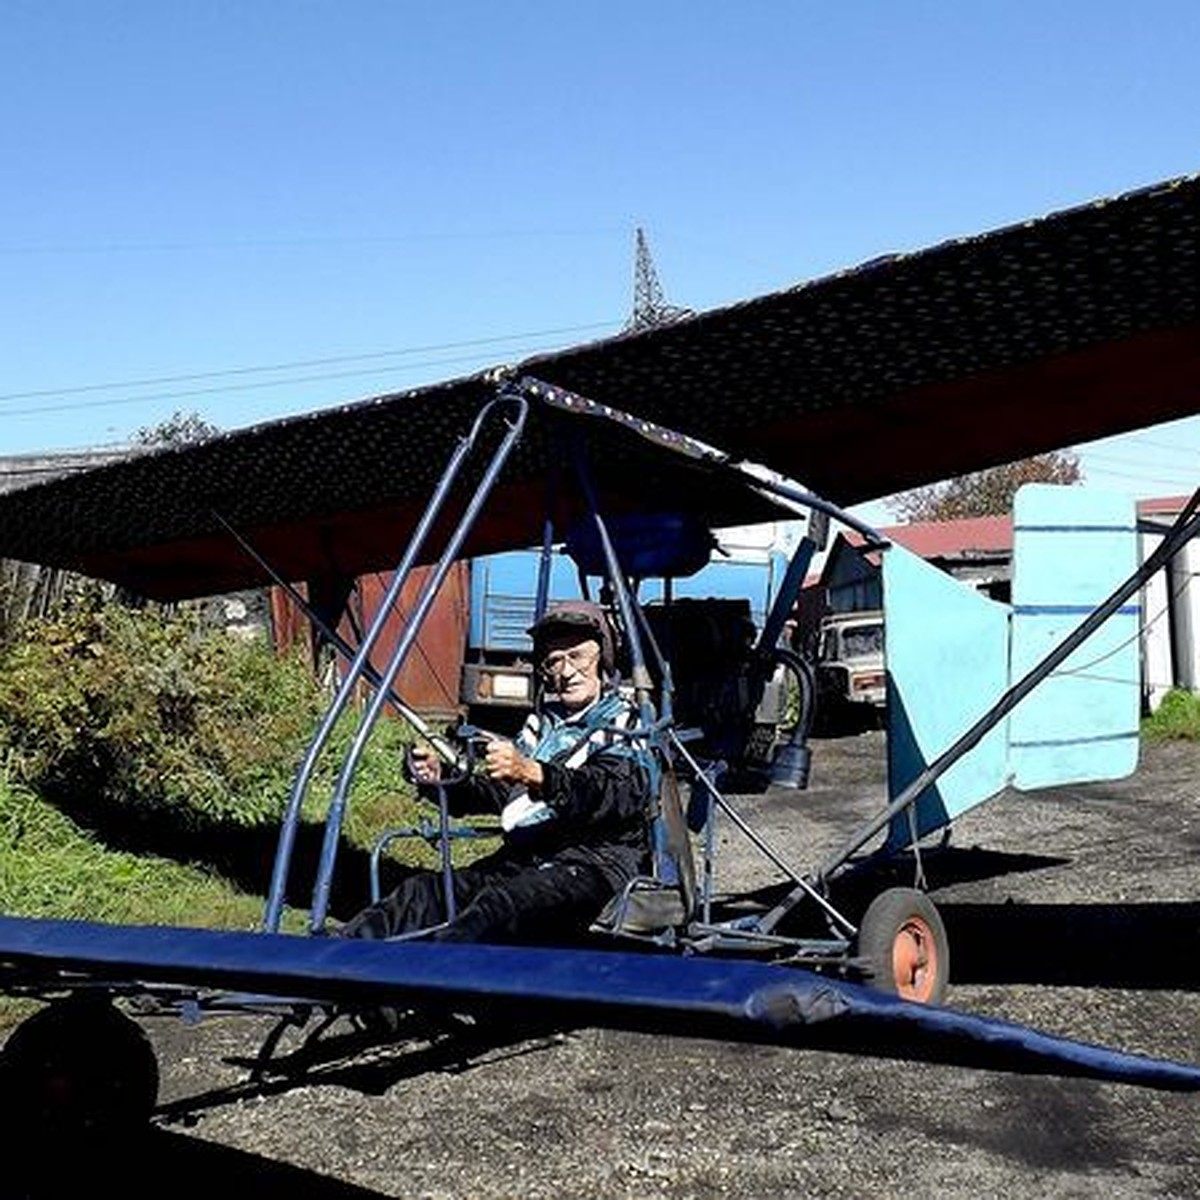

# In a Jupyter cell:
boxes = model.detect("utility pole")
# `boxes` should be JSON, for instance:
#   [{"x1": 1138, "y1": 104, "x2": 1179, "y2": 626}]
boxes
[{"x1": 625, "y1": 227, "x2": 694, "y2": 332}]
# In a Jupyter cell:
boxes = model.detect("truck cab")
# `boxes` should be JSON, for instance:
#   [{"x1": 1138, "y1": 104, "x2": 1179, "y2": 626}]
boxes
[{"x1": 460, "y1": 520, "x2": 802, "y2": 743}]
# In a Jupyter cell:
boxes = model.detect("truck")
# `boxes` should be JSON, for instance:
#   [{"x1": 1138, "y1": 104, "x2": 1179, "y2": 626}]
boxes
[
  {"x1": 459, "y1": 520, "x2": 803, "y2": 743},
  {"x1": 270, "y1": 516, "x2": 812, "y2": 772},
  {"x1": 814, "y1": 608, "x2": 887, "y2": 730}
]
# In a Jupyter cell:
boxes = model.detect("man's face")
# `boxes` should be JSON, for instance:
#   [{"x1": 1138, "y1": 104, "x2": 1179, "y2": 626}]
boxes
[{"x1": 538, "y1": 630, "x2": 602, "y2": 712}]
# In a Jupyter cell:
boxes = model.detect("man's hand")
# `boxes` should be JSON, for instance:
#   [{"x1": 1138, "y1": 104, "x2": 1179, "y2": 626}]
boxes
[
  {"x1": 483, "y1": 738, "x2": 544, "y2": 790},
  {"x1": 410, "y1": 745, "x2": 442, "y2": 783}
]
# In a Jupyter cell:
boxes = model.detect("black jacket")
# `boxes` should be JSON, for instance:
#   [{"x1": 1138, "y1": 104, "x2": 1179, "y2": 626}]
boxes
[{"x1": 434, "y1": 699, "x2": 653, "y2": 889}]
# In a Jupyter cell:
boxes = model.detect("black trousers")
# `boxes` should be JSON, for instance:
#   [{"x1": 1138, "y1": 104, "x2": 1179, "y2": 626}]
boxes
[{"x1": 340, "y1": 849, "x2": 615, "y2": 944}]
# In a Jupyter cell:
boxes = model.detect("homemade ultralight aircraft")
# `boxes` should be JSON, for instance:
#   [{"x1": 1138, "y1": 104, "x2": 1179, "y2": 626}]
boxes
[{"x1": 1, "y1": 172, "x2": 1200, "y2": 1140}]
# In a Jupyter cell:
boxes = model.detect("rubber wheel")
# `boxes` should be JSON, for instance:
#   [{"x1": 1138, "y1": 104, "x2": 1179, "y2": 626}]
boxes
[
  {"x1": 857, "y1": 887, "x2": 949, "y2": 1005},
  {"x1": 0, "y1": 995, "x2": 159, "y2": 1142}
]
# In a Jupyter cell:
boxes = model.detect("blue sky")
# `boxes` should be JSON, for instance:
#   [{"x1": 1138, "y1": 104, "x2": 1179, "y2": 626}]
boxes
[{"x1": 2, "y1": 2, "x2": 1198, "y2": 515}]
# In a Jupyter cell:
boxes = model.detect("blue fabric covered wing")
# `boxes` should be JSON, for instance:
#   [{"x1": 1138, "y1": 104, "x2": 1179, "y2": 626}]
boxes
[{"x1": 1, "y1": 915, "x2": 1198, "y2": 1091}]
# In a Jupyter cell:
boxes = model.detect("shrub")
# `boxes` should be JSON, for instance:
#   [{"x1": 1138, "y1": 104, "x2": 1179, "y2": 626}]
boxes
[
  {"x1": 0, "y1": 593, "x2": 500, "y2": 927},
  {"x1": 0, "y1": 595, "x2": 329, "y2": 828},
  {"x1": 1143, "y1": 688, "x2": 1200, "y2": 742}
]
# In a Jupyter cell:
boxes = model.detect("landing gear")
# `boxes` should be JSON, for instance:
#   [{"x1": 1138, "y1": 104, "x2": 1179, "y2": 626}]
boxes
[
  {"x1": 857, "y1": 887, "x2": 949, "y2": 1005},
  {"x1": 0, "y1": 994, "x2": 159, "y2": 1142}
]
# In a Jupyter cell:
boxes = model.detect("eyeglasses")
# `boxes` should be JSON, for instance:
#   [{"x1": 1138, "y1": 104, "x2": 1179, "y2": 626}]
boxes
[{"x1": 539, "y1": 645, "x2": 600, "y2": 678}]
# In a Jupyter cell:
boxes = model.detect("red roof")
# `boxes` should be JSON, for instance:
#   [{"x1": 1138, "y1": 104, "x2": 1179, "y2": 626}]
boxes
[
  {"x1": 1137, "y1": 494, "x2": 1192, "y2": 517},
  {"x1": 806, "y1": 491, "x2": 1190, "y2": 587},
  {"x1": 876, "y1": 494, "x2": 1192, "y2": 557},
  {"x1": 878, "y1": 514, "x2": 1012, "y2": 559}
]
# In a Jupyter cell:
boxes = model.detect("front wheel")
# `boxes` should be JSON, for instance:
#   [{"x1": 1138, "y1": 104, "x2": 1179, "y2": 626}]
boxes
[
  {"x1": 0, "y1": 994, "x2": 160, "y2": 1142},
  {"x1": 856, "y1": 887, "x2": 949, "y2": 1005}
]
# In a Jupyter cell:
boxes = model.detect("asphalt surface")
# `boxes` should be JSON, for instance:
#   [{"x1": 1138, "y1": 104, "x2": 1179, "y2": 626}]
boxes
[{"x1": 8, "y1": 732, "x2": 1200, "y2": 1198}]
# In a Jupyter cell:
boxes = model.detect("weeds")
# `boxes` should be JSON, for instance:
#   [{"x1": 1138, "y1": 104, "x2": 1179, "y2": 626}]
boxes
[
  {"x1": 1143, "y1": 689, "x2": 1200, "y2": 742},
  {"x1": 0, "y1": 767, "x2": 265, "y2": 929},
  {"x1": 0, "y1": 597, "x2": 496, "y2": 933}
]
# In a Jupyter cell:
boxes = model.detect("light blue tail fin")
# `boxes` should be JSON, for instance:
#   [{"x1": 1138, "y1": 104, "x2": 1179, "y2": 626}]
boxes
[
  {"x1": 883, "y1": 543, "x2": 1010, "y2": 850},
  {"x1": 884, "y1": 485, "x2": 1140, "y2": 852},
  {"x1": 1007, "y1": 485, "x2": 1140, "y2": 789}
]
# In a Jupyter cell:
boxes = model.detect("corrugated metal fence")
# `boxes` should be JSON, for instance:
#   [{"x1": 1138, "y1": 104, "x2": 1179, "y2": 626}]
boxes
[{"x1": 0, "y1": 560, "x2": 77, "y2": 639}]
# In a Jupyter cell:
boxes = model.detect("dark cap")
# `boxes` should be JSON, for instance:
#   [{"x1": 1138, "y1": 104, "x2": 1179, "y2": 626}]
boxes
[{"x1": 527, "y1": 600, "x2": 616, "y2": 673}]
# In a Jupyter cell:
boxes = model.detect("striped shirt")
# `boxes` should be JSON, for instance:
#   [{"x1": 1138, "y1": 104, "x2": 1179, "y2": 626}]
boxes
[{"x1": 501, "y1": 691, "x2": 642, "y2": 832}]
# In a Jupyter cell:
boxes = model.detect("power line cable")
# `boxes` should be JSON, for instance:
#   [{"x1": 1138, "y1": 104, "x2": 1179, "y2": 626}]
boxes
[
  {"x1": 1059, "y1": 553, "x2": 1198, "y2": 682},
  {"x1": 1080, "y1": 463, "x2": 1198, "y2": 488},
  {"x1": 0, "y1": 321, "x2": 618, "y2": 405},
  {"x1": 1081, "y1": 448, "x2": 1199, "y2": 472},
  {"x1": 0, "y1": 334, "x2": 620, "y2": 421},
  {"x1": 1081, "y1": 429, "x2": 1200, "y2": 460},
  {"x1": 0, "y1": 225, "x2": 627, "y2": 257}
]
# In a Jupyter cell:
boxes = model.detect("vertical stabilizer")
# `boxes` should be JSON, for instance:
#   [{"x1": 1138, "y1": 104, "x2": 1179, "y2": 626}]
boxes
[
  {"x1": 884, "y1": 544, "x2": 1009, "y2": 850},
  {"x1": 1008, "y1": 485, "x2": 1140, "y2": 790}
]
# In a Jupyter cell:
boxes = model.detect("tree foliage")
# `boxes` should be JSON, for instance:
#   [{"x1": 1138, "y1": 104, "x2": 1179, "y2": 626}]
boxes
[
  {"x1": 0, "y1": 596, "x2": 494, "y2": 937},
  {"x1": 885, "y1": 451, "x2": 1082, "y2": 523},
  {"x1": 133, "y1": 410, "x2": 219, "y2": 447},
  {"x1": 0, "y1": 593, "x2": 426, "y2": 843}
]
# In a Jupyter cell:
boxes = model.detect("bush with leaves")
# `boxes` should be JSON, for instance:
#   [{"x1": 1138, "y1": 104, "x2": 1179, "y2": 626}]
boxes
[{"x1": 0, "y1": 593, "x2": 414, "y2": 832}]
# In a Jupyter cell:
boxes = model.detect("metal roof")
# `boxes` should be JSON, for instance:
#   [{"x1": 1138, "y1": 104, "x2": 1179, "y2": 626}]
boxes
[
  {"x1": 880, "y1": 516, "x2": 1013, "y2": 560},
  {"x1": 0, "y1": 448, "x2": 138, "y2": 495}
]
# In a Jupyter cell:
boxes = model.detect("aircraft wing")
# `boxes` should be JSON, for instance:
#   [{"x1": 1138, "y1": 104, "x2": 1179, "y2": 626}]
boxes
[
  {"x1": 0, "y1": 173, "x2": 1197, "y2": 600},
  {"x1": 2, "y1": 914, "x2": 1200, "y2": 1091}
]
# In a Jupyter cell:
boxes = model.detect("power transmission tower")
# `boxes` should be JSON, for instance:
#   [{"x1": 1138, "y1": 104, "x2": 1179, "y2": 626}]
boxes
[{"x1": 625, "y1": 227, "x2": 694, "y2": 332}]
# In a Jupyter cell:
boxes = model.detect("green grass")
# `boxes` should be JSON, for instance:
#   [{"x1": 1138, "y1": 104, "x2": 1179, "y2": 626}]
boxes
[
  {"x1": 0, "y1": 752, "x2": 500, "y2": 1030},
  {"x1": 0, "y1": 769, "x2": 267, "y2": 929},
  {"x1": 0, "y1": 766, "x2": 277, "y2": 1030},
  {"x1": 1142, "y1": 688, "x2": 1200, "y2": 742}
]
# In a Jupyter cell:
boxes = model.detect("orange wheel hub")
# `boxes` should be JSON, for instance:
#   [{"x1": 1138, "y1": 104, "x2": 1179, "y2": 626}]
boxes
[{"x1": 891, "y1": 916, "x2": 939, "y2": 1003}]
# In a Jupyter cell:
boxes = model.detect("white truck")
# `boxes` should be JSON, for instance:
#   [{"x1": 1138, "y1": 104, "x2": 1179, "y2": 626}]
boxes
[{"x1": 815, "y1": 609, "x2": 886, "y2": 728}]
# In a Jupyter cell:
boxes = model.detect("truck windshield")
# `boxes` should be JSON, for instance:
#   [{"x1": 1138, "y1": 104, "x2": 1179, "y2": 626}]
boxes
[{"x1": 842, "y1": 624, "x2": 884, "y2": 659}]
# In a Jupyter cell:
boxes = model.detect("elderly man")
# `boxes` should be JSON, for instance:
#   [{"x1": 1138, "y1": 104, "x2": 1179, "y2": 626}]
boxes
[{"x1": 339, "y1": 601, "x2": 652, "y2": 943}]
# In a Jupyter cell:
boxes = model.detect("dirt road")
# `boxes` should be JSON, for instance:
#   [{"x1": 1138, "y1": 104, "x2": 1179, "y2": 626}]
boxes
[{"x1": 11, "y1": 733, "x2": 1200, "y2": 1197}]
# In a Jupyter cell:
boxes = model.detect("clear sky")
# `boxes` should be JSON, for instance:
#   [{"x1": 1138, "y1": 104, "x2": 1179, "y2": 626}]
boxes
[{"x1": 2, "y1": 2, "x2": 1198, "y2": 516}]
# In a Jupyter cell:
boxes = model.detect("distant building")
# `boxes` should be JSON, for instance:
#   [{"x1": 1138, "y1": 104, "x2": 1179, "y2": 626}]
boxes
[
  {"x1": 801, "y1": 499, "x2": 1196, "y2": 713},
  {"x1": 880, "y1": 515, "x2": 1014, "y2": 601},
  {"x1": 0, "y1": 448, "x2": 134, "y2": 495},
  {"x1": 803, "y1": 514, "x2": 1012, "y2": 624},
  {"x1": 1139, "y1": 496, "x2": 1199, "y2": 711}
]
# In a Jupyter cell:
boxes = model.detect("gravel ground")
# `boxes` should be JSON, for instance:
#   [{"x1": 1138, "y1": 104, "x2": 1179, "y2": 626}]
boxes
[{"x1": 8, "y1": 734, "x2": 1200, "y2": 1198}]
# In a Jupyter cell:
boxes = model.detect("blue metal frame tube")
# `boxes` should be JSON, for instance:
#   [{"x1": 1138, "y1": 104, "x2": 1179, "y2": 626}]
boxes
[
  {"x1": 264, "y1": 394, "x2": 519, "y2": 932},
  {"x1": 569, "y1": 440, "x2": 655, "y2": 719},
  {"x1": 307, "y1": 393, "x2": 528, "y2": 931}
]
